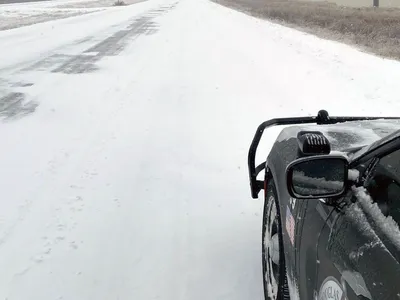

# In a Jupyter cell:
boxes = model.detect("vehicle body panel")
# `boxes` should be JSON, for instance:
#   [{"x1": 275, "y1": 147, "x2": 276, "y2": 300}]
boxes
[
  {"x1": 256, "y1": 118, "x2": 400, "y2": 300},
  {"x1": 317, "y1": 190, "x2": 400, "y2": 300}
]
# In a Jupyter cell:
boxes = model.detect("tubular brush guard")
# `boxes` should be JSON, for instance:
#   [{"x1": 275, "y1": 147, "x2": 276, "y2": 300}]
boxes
[{"x1": 247, "y1": 110, "x2": 400, "y2": 199}]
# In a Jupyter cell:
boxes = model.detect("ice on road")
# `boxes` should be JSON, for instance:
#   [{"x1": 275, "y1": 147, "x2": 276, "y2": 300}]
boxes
[{"x1": 1, "y1": 0, "x2": 400, "y2": 298}]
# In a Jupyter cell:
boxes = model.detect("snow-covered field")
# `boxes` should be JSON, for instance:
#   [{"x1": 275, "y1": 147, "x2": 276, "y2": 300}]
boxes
[
  {"x1": 0, "y1": 0, "x2": 145, "y2": 30},
  {"x1": 1, "y1": 0, "x2": 400, "y2": 298}
]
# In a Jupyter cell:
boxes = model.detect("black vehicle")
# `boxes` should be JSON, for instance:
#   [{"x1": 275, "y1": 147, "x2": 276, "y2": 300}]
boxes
[{"x1": 248, "y1": 110, "x2": 400, "y2": 300}]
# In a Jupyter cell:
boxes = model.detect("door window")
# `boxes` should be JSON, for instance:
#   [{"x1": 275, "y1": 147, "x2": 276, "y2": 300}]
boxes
[{"x1": 365, "y1": 148, "x2": 400, "y2": 224}]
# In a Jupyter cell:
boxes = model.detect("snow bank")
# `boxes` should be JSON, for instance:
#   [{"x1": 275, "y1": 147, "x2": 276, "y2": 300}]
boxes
[
  {"x1": 0, "y1": 0, "x2": 147, "y2": 31},
  {"x1": 0, "y1": 8, "x2": 102, "y2": 31}
]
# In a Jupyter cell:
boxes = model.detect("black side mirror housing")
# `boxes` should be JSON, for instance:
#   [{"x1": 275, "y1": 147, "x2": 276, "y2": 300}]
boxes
[{"x1": 286, "y1": 155, "x2": 349, "y2": 199}]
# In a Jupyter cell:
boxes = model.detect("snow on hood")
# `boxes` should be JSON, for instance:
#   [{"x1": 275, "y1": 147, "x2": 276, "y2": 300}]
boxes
[{"x1": 276, "y1": 119, "x2": 400, "y2": 153}]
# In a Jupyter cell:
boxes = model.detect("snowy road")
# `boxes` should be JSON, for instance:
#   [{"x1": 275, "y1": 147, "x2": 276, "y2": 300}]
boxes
[
  {"x1": 0, "y1": 0, "x2": 48, "y2": 3},
  {"x1": 1, "y1": 0, "x2": 400, "y2": 299}
]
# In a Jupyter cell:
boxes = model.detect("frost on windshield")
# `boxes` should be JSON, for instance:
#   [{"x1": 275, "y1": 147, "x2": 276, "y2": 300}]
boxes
[
  {"x1": 335, "y1": 195, "x2": 386, "y2": 266},
  {"x1": 352, "y1": 187, "x2": 400, "y2": 250}
]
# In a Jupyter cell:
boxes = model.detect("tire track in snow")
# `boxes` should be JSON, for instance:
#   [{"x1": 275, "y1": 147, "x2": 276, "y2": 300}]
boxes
[
  {"x1": 0, "y1": 21, "x2": 162, "y2": 289},
  {"x1": 0, "y1": 2, "x2": 178, "y2": 119},
  {"x1": 0, "y1": 3, "x2": 178, "y2": 256}
]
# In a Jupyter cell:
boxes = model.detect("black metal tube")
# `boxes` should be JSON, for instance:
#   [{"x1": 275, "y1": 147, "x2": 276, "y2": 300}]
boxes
[{"x1": 248, "y1": 115, "x2": 400, "y2": 198}]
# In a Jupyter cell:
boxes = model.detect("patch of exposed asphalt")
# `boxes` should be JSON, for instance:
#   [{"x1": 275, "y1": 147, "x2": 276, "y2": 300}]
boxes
[
  {"x1": 0, "y1": 92, "x2": 38, "y2": 119},
  {"x1": 0, "y1": 2, "x2": 178, "y2": 120}
]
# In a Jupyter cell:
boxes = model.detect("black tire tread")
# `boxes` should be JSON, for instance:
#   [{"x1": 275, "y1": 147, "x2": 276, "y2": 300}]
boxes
[{"x1": 263, "y1": 175, "x2": 291, "y2": 300}]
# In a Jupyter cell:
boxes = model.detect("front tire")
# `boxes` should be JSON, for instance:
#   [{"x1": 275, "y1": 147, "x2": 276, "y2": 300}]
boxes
[{"x1": 262, "y1": 176, "x2": 290, "y2": 300}]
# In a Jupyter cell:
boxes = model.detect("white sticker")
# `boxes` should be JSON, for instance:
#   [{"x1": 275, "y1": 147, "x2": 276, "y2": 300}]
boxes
[{"x1": 318, "y1": 276, "x2": 346, "y2": 300}]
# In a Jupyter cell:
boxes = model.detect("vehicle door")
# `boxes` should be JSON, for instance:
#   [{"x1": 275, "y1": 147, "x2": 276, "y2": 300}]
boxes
[
  {"x1": 293, "y1": 158, "x2": 347, "y2": 300},
  {"x1": 295, "y1": 196, "x2": 331, "y2": 300},
  {"x1": 315, "y1": 146, "x2": 400, "y2": 300}
]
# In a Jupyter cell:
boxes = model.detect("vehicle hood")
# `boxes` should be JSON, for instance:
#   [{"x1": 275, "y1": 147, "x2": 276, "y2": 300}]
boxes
[{"x1": 276, "y1": 119, "x2": 400, "y2": 157}]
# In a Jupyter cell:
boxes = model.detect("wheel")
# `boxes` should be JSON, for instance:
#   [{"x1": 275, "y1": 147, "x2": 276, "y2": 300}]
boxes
[{"x1": 262, "y1": 176, "x2": 290, "y2": 300}]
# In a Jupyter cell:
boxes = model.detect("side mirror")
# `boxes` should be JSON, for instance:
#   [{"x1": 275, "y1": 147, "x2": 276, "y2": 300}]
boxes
[{"x1": 286, "y1": 155, "x2": 348, "y2": 199}]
